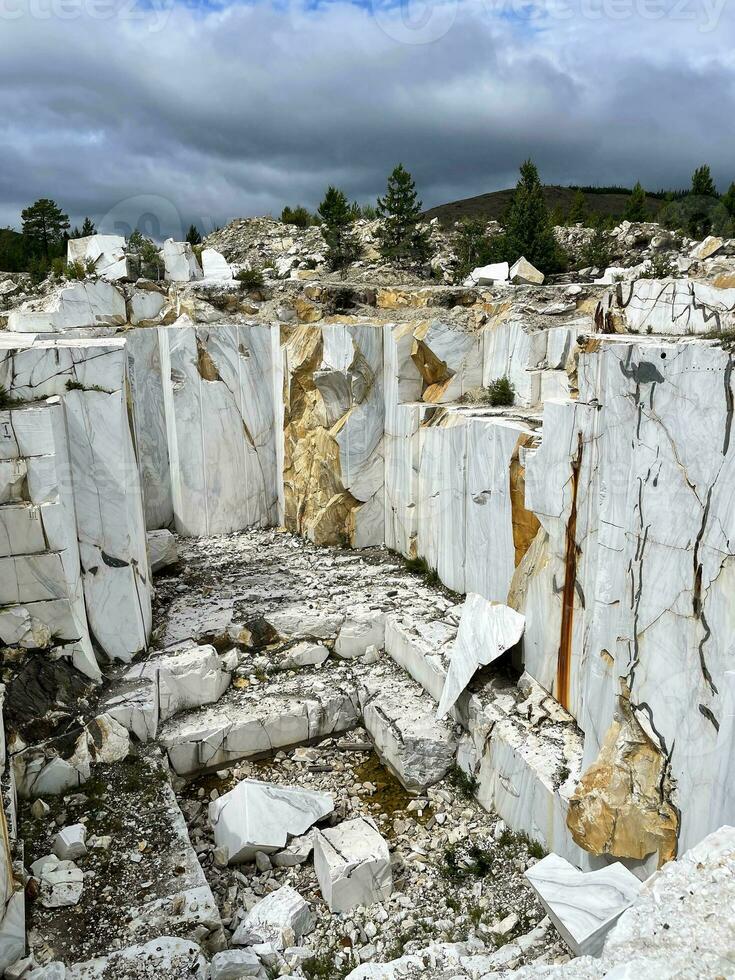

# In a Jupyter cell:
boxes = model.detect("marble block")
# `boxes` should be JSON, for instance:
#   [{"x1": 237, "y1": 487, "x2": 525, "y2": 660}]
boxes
[
  {"x1": 67, "y1": 234, "x2": 129, "y2": 281},
  {"x1": 359, "y1": 672, "x2": 456, "y2": 792},
  {"x1": 53, "y1": 823, "x2": 87, "y2": 861},
  {"x1": 7, "y1": 280, "x2": 126, "y2": 332},
  {"x1": 232, "y1": 885, "x2": 313, "y2": 949},
  {"x1": 127, "y1": 644, "x2": 231, "y2": 723},
  {"x1": 209, "y1": 779, "x2": 333, "y2": 863},
  {"x1": 335, "y1": 609, "x2": 385, "y2": 659},
  {"x1": 604, "y1": 278, "x2": 735, "y2": 335},
  {"x1": 201, "y1": 248, "x2": 233, "y2": 280},
  {"x1": 163, "y1": 239, "x2": 203, "y2": 282},
  {"x1": 128, "y1": 285, "x2": 167, "y2": 326},
  {"x1": 314, "y1": 816, "x2": 393, "y2": 913},
  {"x1": 465, "y1": 261, "x2": 509, "y2": 285},
  {"x1": 510, "y1": 256, "x2": 544, "y2": 285},
  {"x1": 437, "y1": 596, "x2": 525, "y2": 718},
  {"x1": 525, "y1": 853, "x2": 643, "y2": 956}
]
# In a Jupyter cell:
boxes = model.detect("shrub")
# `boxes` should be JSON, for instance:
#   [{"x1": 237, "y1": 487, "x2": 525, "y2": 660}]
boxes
[
  {"x1": 486, "y1": 376, "x2": 516, "y2": 407},
  {"x1": 235, "y1": 266, "x2": 265, "y2": 289},
  {"x1": 281, "y1": 205, "x2": 316, "y2": 228},
  {"x1": 640, "y1": 253, "x2": 678, "y2": 279},
  {"x1": 581, "y1": 223, "x2": 612, "y2": 271}
]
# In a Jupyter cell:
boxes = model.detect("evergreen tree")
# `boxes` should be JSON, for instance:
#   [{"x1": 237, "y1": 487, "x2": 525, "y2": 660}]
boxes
[
  {"x1": 451, "y1": 218, "x2": 505, "y2": 283},
  {"x1": 81, "y1": 216, "x2": 96, "y2": 237},
  {"x1": 566, "y1": 189, "x2": 588, "y2": 225},
  {"x1": 503, "y1": 160, "x2": 565, "y2": 273},
  {"x1": 376, "y1": 164, "x2": 431, "y2": 265},
  {"x1": 186, "y1": 224, "x2": 202, "y2": 246},
  {"x1": 720, "y1": 182, "x2": 735, "y2": 218},
  {"x1": 624, "y1": 182, "x2": 648, "y2": 222},
  {"x1": 691, "y1": 164, "x2": 716, "y2": 198},
  {"x1": 317, "y1": 186, "x2": 361, "y2": 271},
  {"x1": 21, "y1": 199, "x2": 70, "y2": 259}
]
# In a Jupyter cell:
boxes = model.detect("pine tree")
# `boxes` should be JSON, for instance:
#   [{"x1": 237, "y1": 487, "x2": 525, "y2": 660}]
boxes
[
  {"x1": 317, "y1": 186, "x2": 361, "y2": 271},
  {"x1": 503, "y1": 160, "x2": 565, "y2": 273},
  {"x1": 81, "y1": 216, "x2": 96, "y2": 237},
  {"x1": 186, "y1": 224, "x2": 202, "y2": 246},
  {"x1": 691, "y1": 164, "x2": 716, "y2": 198},
  {"x1": 722, "y1": 183, "x2": 735, "y2": 219},
  {"x1": 566, "y1": 189, "x2": 588, "y2": 225},
  {"x1": 624, "y1": 182, "x2": 648, "y2": 222},
  {"x1": 21, "y1": 199, "x2": 70, "y2": 259},
  {"x1": 376, "y1": 164, "x2": 431, "y2": 265}
]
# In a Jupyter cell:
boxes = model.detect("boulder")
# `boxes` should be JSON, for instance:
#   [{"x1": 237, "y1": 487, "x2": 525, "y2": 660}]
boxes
[
  {"x1": 690, "y1": 235, "x2": 724, "y2": 260},
  {"x1": 163, "y1": 239, "x2": 203, "y2": 282},
  {"x1": 147, "y1": 529, "x2": 179, "y2": 573},
  {"x1": 31, "y1": 855, "x2": 83, "y2": 908},
  {"x1": 314, "y1": 816, "x2": 393, "y2": 913},
  {"x1": 525, "y1": 852, "x2": 642, "y2": 956},
  {"x1": 437, "y1": 595, "x2": 525, "y2": 718},
  {"x1": 509, "y1": 256, "x2": 544, "y2": 285},
  {"x1": 201, "y1": 248, "x2": 233, "y2": 280},
  {"x1": 209, "y1": 779, "x2": 333, "y2": 863},
  {"x1": 67, "y1": 234, "x2": 129, "y2": 280},
  {"x1": 282, "y1": 641, "x2": 329, "y2": 668},
  {"x1": 232, "y1": 885, "x2": 313, "y2": 949}
]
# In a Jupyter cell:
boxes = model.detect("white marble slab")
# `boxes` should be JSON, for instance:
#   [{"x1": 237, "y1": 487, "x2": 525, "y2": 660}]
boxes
[
  {"x1": 7, "y1": 280, "x2": 126, "y2": 333},
  {"x1": 67, "y1": 235, "x2": 129, "y2": 281},
  {"x1": 209, "y1": 779, "x2": 333, "y2": 863},
  {"x1": 163, "y1": 239, "x2": 202, "y2": 282},
  {"x1": 525, "y1": 852, "x2": 643, "y2": 956},
  {"x1": 437, "y1": 595, "x2": 525, "y2": 718},
  {"x1": 314, "y1": 816, "x2": 393, "y2": 913}
]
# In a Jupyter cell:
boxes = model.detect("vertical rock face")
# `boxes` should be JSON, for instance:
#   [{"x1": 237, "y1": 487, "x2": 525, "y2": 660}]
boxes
[
  {"x1": 160, "y1": 322, "x2": 279, "y2": 536},
  {"x1": 282, "y1": 323, "x2": 385, "y2": 547},
  {"x1": 519, "y1": 337, "x2": 735, "y2": 856},
  {"x1": 567, "y1": 688, "x2": 679, "y2": 866},
  {"x1": 0, "y1": 338, "x2": 151, "y2": 665}
]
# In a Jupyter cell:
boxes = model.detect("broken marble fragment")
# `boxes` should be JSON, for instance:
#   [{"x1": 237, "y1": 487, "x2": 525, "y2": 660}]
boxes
[
  {"x1": 314, "y1": 816, "x2": 393, "y2": 913},
  {"x1": 232, "y1": 885, "x2": 313, "y2": 949},
  {"x1": 334, "y1": 610, "x2": 386, "y2": 659},
  {"x1": 163, "y1": 239, "x2": 202, "y2": 282},
  {"x1": 464, "y1": 261, "x2": 509, "y2": 286},
  {"x1": 67, "y1": 234, "x2": 129, "y2": 281},
  {"x1": 282, "y1": 641, "x2": 329, "y2": 668},
  {"x1": 210, "y1": 947, "x2": 266, "y2": 979},
  {"x1": 127, "y1": 644, "x2": 231, "y2": 724},
  {"x1": 31, "y1": 855, "x2": 84, "y2": 908},
  {"x1": 510, "y1": 256, "x2": 544, "y2": 285},
  {"x1": 53, "y1": 824, "x2": 87, "y2": 861},
  {"x1": 209, "y1": 779, "x2": 333, "y2": 863},
  {"x1": 147, "y1": 529, "x2": 179, "y2": 573},
  {"x1": 524, "y1": 852, "x2": 643, "y2": 956},
  {"x1": 437, "y1": 596, "x2": 525, "y2": 719}
]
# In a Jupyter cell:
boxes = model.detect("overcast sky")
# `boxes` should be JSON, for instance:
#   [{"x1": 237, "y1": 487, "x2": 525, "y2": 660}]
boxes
[{"x1": 1, "y1": 0, "x2": 734, "y2": 237}]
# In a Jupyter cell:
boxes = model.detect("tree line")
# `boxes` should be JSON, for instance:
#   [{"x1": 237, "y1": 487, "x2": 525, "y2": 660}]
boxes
[{"x1": 4, "y1": 161, "x2": 734, "y2": 280}]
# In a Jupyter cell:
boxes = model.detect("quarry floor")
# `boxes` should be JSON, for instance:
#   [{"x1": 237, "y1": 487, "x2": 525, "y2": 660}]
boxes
[{"x1": 19, "y1": 528, "x2": 571, "y2": 976}]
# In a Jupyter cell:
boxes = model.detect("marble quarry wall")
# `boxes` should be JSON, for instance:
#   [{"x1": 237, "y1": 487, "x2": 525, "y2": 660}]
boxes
[{"x1": 3, "y1": 259, "x2": 735, "y2": 880}]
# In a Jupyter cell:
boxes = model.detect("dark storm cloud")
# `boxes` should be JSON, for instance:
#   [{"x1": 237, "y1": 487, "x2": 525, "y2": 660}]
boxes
[{"x1": 1, "y1": 0, "x2": 734, "y2": 236}]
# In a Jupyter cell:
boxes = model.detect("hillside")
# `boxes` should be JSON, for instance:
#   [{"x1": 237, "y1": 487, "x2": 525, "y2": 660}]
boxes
[{"x1": 424, "y1": 185, "x2": 666, "y2": 226}]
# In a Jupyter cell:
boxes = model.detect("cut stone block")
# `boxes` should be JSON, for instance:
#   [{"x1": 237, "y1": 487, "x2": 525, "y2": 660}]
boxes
[
  {"x1": 358, "y1": 671, "x2": 456, "y2": 793},
  {"x1": 464, "y1": 261, "x2": 509, "y2": 286},
  {"x1": 283, "y1": 641, "x2": 329, "y2": 668},
  {"x1": 314, "y1": 816, "x2": 393, "y2": 913},
  {"x1": 209, "y1": 779, "x2": 333, "y2": 863},
  {"x1": 232, "y1": 885, "x2": 313, "y2": 950},
  {"x1": 211, "y1": 948, "x2": 266, "y2": 979},
  {"x1": 7, "y1": 280, "x2": 127, "y2": 332},
  {"x1": 126, "y1": 644, "x2": 231, "y2": 724},
  {"x1": 159, "y1": 674, "x2": 360, "y2": 775},
  {"x1": 335, "y1": 610, "x2": 386, "y2": 659},
  {"x1": 437, "y1": 596, "x2": 525, "y2": 718},
  {"x1": 147, "y1": 529, "x2": 178, "y2": 572},
  {"x1": 525, "y1": 852, "x2": 643, "y2": 956}
]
